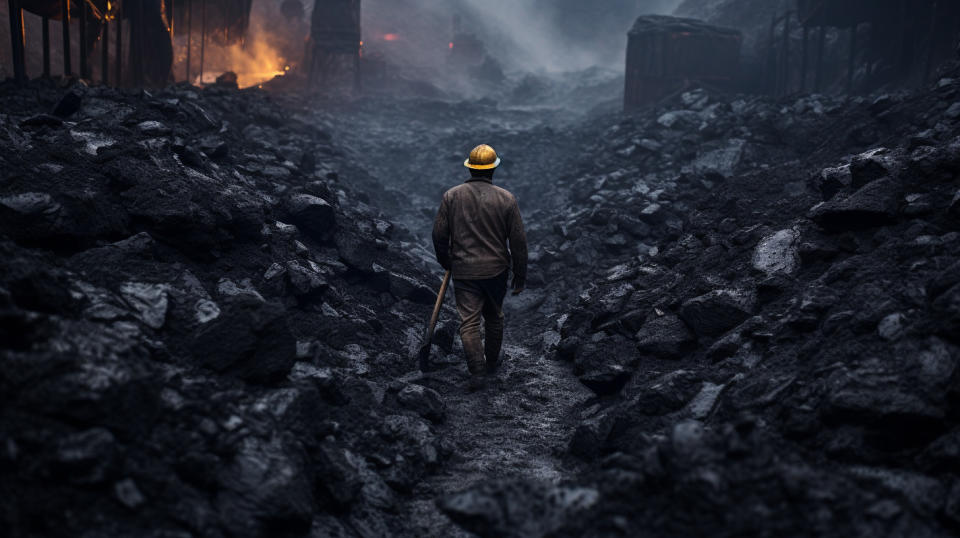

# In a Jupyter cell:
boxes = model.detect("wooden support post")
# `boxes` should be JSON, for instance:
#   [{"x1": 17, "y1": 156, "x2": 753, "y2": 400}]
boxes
[
  {"x1": 42, "y1": 16, "x2": 51, "y2": 77},
  {"x1": 815, "y1": 25, "x2": 826, "y2": 92},
  {"x1": 767, "y1": 13, "x2": 777, "y2": 95},
  {"x1": 130, "y1": 0, "x2": 142, "y2": 86},
  {"x1": 923, "y1": 1, "x2": 939, "y2": 85},
  {"x1": 782, "y1": 12, "x2": 791, "y2": 95},
  {"x1": 115, "y1": 0, "x2": 123, "y2": 85},
  {"x1": 354, "y1": 0, "x2": 362, "y2": 94},
  {"x1": 7, "y1": 0, "x2": 26, "y2": 82},
  {"x1": 62, "y1": 0, "x2": 72, "y2": 76},
  {"x1": 847, "y1": 24, "x2": 857, "y2": 94},
  {"x1": 800, "y1": 25, "x2": 809, "y2": 92},
  {"x1": 101, "y1": 15, "x2": 109, "y2": 85},
  {"x1": 80, "y1": 0, "x2": 88, "y2": 78},
  {"x1": 199, "y1": 0, "x2": 206, "y2": 85},
  {"x1": 897, "y1": 0, "x2": 910, "y2": 78},
  {"x1": 186, "y1": 0, "x2": 192, "y2": 82},
  {"x1": 354, "y1": 49, "x2": 362, "y2": 95}
]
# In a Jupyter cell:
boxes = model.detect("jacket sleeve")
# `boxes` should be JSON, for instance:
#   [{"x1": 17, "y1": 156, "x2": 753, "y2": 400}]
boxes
[
  {"x1": 507, "y1": 197, "x2": 528, "y2": 283},
  {"x1": 432, "y1": 195, "x2": 452, "y2": 271}
]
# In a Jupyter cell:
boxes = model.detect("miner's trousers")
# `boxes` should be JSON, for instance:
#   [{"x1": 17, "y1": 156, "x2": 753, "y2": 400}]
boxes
[{"x1": 454, "y1": 271, "x2": 507, "y2": 375}]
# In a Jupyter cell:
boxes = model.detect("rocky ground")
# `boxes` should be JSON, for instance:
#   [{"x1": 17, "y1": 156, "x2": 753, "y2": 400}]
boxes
[{"x1": 1, "y1": 58, "x2": 959, "y2": 537}]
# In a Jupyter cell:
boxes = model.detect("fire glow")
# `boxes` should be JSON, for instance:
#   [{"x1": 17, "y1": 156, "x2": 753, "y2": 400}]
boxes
[{"x1": 383, "y1": 33, "x2": 400, "y2": 41}]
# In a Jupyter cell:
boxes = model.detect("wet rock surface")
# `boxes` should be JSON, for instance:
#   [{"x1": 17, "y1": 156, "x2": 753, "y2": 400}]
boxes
[{"x1": 3, "y1": 58, "x2": 960, "y2": 538}]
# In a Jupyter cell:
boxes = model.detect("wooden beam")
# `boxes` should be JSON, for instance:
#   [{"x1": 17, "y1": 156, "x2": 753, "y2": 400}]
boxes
[
  {"x1": 800, "y1": 25, "x2": 809, "y2": 92},
  {"x1": 199, "y1": 0, "x2": 206, "y2": 84},
  {"x1": 847, "y1": 24, "x2": 857, "y2": 94},
  {"x1": 782, "y1": 11, "x2": 791, "y2": 95},
  {"x1": 80, "y1": 0, "x2": 88, "y2": 78},
  {"x1": 130, "y1": 0, "x2": 142, "y2": 86},
  {"x1": 186, "y1": 0, "x2": 192, "y2": 82},
  {"x1": 115, "y1": 0, "x2": 123, "y2": 85},
  {"x1": 767, "y1": 13, "x2": 777, "y2": 94},
  {"x1": 42, "y1": 16, "x2": 51, "y2": 77},
  {"x1": 101, "y1": 15, "x2": 109, "y2": 84},
  {"x1": 8, "y1": 0, "x2": 26, "y2": 82},
  {"x1": 815, "y1": 25, "x2": 825, "y2": 92},
  {"x1": 62, "y1": 0, "x2": 72, "y2": 76},
  {"x1": 923, "y1": 1, "x2": 939, "y2": 85}
]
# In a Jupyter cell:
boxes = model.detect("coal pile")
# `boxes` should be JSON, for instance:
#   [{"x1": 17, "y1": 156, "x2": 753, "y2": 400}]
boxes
[
  {"x1": 0, "y1": 78, "x2": 453, "y2": 537},
  {"x1": 438, "y1": 71, "x2": 960, "y2": 536},
  {"x1": 3, "y1": 46, "x2": 960, "y2": 538}
]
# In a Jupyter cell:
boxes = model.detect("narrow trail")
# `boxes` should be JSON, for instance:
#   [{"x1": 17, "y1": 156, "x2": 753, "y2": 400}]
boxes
[
  {"x1": 405, "y1": 332, "x2": 593, "y2": 535},
  {"x1": 326, "y1": 99, "x2": 598, "y2": 534}
]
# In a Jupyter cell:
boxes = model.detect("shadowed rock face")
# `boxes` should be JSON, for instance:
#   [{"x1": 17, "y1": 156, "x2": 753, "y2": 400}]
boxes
[
  {"x1": 0, "y1": 78, "x2": 446, "y2": 537},
  {"x1": 2, "y1": 52, "x2": 960, "y2": 538}
]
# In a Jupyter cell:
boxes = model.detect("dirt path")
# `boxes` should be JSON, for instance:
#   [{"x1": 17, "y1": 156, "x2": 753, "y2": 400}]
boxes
[
  {"x1": 404, "y1": 330, "x2": 593, "y2": 535},
  {"x1": 326, "y1": 100, "x2": 596, "y2": 534}
]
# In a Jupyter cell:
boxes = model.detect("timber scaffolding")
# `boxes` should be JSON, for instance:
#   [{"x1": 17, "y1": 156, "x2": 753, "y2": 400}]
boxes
[
  {"x1": 767, "y1": 0, "x2": 960, "y2": 97},
  {"x1": 306, "y1": 0, "x2": 361, "y2": 94},
  {"x1": 624, "y1": 15, "x2": 742, "y2": 111},
  {"x1": 4, "y1": 0, "x2": 253, "y2": 87}
]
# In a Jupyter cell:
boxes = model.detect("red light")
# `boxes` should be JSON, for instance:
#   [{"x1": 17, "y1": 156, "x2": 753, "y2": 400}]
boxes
[
  {"x1": 449, "y1": 42, "x2": 454, "y2": 50},
  {"x1": 383, "y1": 33, "x2": 399, "y2": 41}
]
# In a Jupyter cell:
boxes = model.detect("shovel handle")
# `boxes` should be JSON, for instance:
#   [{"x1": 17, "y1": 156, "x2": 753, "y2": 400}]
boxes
[{"x1": 424, "y1": 271, "x2": 452, "y2": 343}]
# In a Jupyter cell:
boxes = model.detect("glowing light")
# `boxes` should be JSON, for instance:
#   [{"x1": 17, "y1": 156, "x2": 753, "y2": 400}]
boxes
[
  {"x1": 284, "y1": 65, "x2": 290, "y2": 71},
  {"x1": 383, "y1": 33, "x2": 399, "y2": 41},
  {"x1": 449, "y1": 42, "x2": 454, "y2": 50}
]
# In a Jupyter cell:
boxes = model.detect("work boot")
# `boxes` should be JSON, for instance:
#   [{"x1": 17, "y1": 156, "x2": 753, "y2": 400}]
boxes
[
  {"x1": 484, "y1": 317, "x2": 504, "y2": 375},
  {"x1": 461, "y1": 331, "x2": 486, "y2": 377},
  {"x1": 468, "y1": 374, "x2": 488, "y2": 392}
]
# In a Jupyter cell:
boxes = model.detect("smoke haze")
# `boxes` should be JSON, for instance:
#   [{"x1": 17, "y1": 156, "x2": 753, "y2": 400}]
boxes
[{"x1": 361, "y1": 0, "x2": 685, "y2": 74}]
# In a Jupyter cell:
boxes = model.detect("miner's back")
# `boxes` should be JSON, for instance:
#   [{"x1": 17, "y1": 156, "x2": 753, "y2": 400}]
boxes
[{"x1": 441, "y1": 180, "x2": 520, "y2": 280}]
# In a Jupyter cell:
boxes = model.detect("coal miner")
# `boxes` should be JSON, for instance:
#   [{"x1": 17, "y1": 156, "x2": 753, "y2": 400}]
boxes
[{"x1": 432, "y1": 145, "x2": 528, "y2": 383}]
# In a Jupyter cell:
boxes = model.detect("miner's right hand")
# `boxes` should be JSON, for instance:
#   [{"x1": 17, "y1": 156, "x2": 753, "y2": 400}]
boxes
[{"x1": 511, "y1": 277, "x2": 525, "y2": 295}]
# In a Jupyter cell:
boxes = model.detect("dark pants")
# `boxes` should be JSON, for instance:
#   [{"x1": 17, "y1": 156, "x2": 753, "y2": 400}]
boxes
[{"x1": 454, "y1": 271, "x2": 507, "y2": 375}]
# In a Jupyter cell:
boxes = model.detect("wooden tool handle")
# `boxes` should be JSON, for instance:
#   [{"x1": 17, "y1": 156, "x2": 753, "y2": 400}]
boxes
[{"x1": 424, "y1": 271, "x2": 452, "y2": 342}]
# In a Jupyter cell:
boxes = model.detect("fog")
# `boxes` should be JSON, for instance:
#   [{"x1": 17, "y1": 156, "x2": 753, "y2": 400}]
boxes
[{"x1": 360, "y1": 0, "x2": 684, "y2": 74}]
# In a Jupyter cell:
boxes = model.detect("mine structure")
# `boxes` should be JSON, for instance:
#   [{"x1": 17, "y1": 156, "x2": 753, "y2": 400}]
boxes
[
  {"x1": 766, "y1": 0, "x2": 960, "y2": 95},
  {"x1": 171, "y1": 0, "x2": 254, "y2": 85},
  {"x1": 306, "y1": 0, "x2": 361, "y2": 93},
  {"x1": 624, "y1": 15, "x2": 742, "y2": 110},
  {"x1": 4, "y1": 0, "x2": 261, "y2": 87}
]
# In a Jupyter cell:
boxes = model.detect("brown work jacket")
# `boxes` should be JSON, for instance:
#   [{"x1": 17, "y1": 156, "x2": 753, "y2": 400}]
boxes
[{"x1": 432, "y1": 178, "x2": 527, "y2": 282}]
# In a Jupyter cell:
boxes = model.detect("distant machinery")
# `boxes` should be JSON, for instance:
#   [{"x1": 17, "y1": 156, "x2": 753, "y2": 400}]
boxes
[
  {"x1": 624, "y1": 15, "x2": 742, "y2": 111},
  {"x1": 767, "y1": 0, "x2": 960, "y2": 96},
  {"x1": 307, "y1": 0, "x2": 361, "y2": 93},
  {"x1": 5, "y1": 0, "x2": 174, "y2": 86}
]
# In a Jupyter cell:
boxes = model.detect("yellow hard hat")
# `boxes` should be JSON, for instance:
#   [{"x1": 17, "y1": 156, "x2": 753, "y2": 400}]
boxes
[{"x1": 464, "y1": 144, "x2": 501, "y2": 170}]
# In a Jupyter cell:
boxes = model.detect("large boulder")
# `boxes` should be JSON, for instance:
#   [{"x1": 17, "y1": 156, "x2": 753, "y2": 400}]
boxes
[
  {"x1": 215, "y1": 435, "x2": 314, "y2": 537},
  {"x1": 635, "y1": 314, "x2": 696, "y2": 359},
  {"x1": 849, "y1": 148, "x2": 898, "y2": 188},
  {"x1": 192, "y1": 296, "x2": 297, "y2": 382},
  {"x1": 286, "y1": 194, "x2": 336, "y2": 241},
  {"x1": 438, "y1": 478, "x2": 599, "y2": 538},
  {"x1": 574, "y1": 336, "x2": 639, "y2": 396},
  {"x1": 680, "y1": 289, "x2": 756, "y2": 337},
  {"x1": 386, "y1": 382, "x2": 446, "y2": 424},
  {"x1": 808, "y1": 178, "x2": 901, "y2": 232},
  {"x1": 752, "y1": 228, "x2": 800, "y2": 275},
  {"x1": 823, "y1": 338, "x2": 958, "y2": 434}
]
